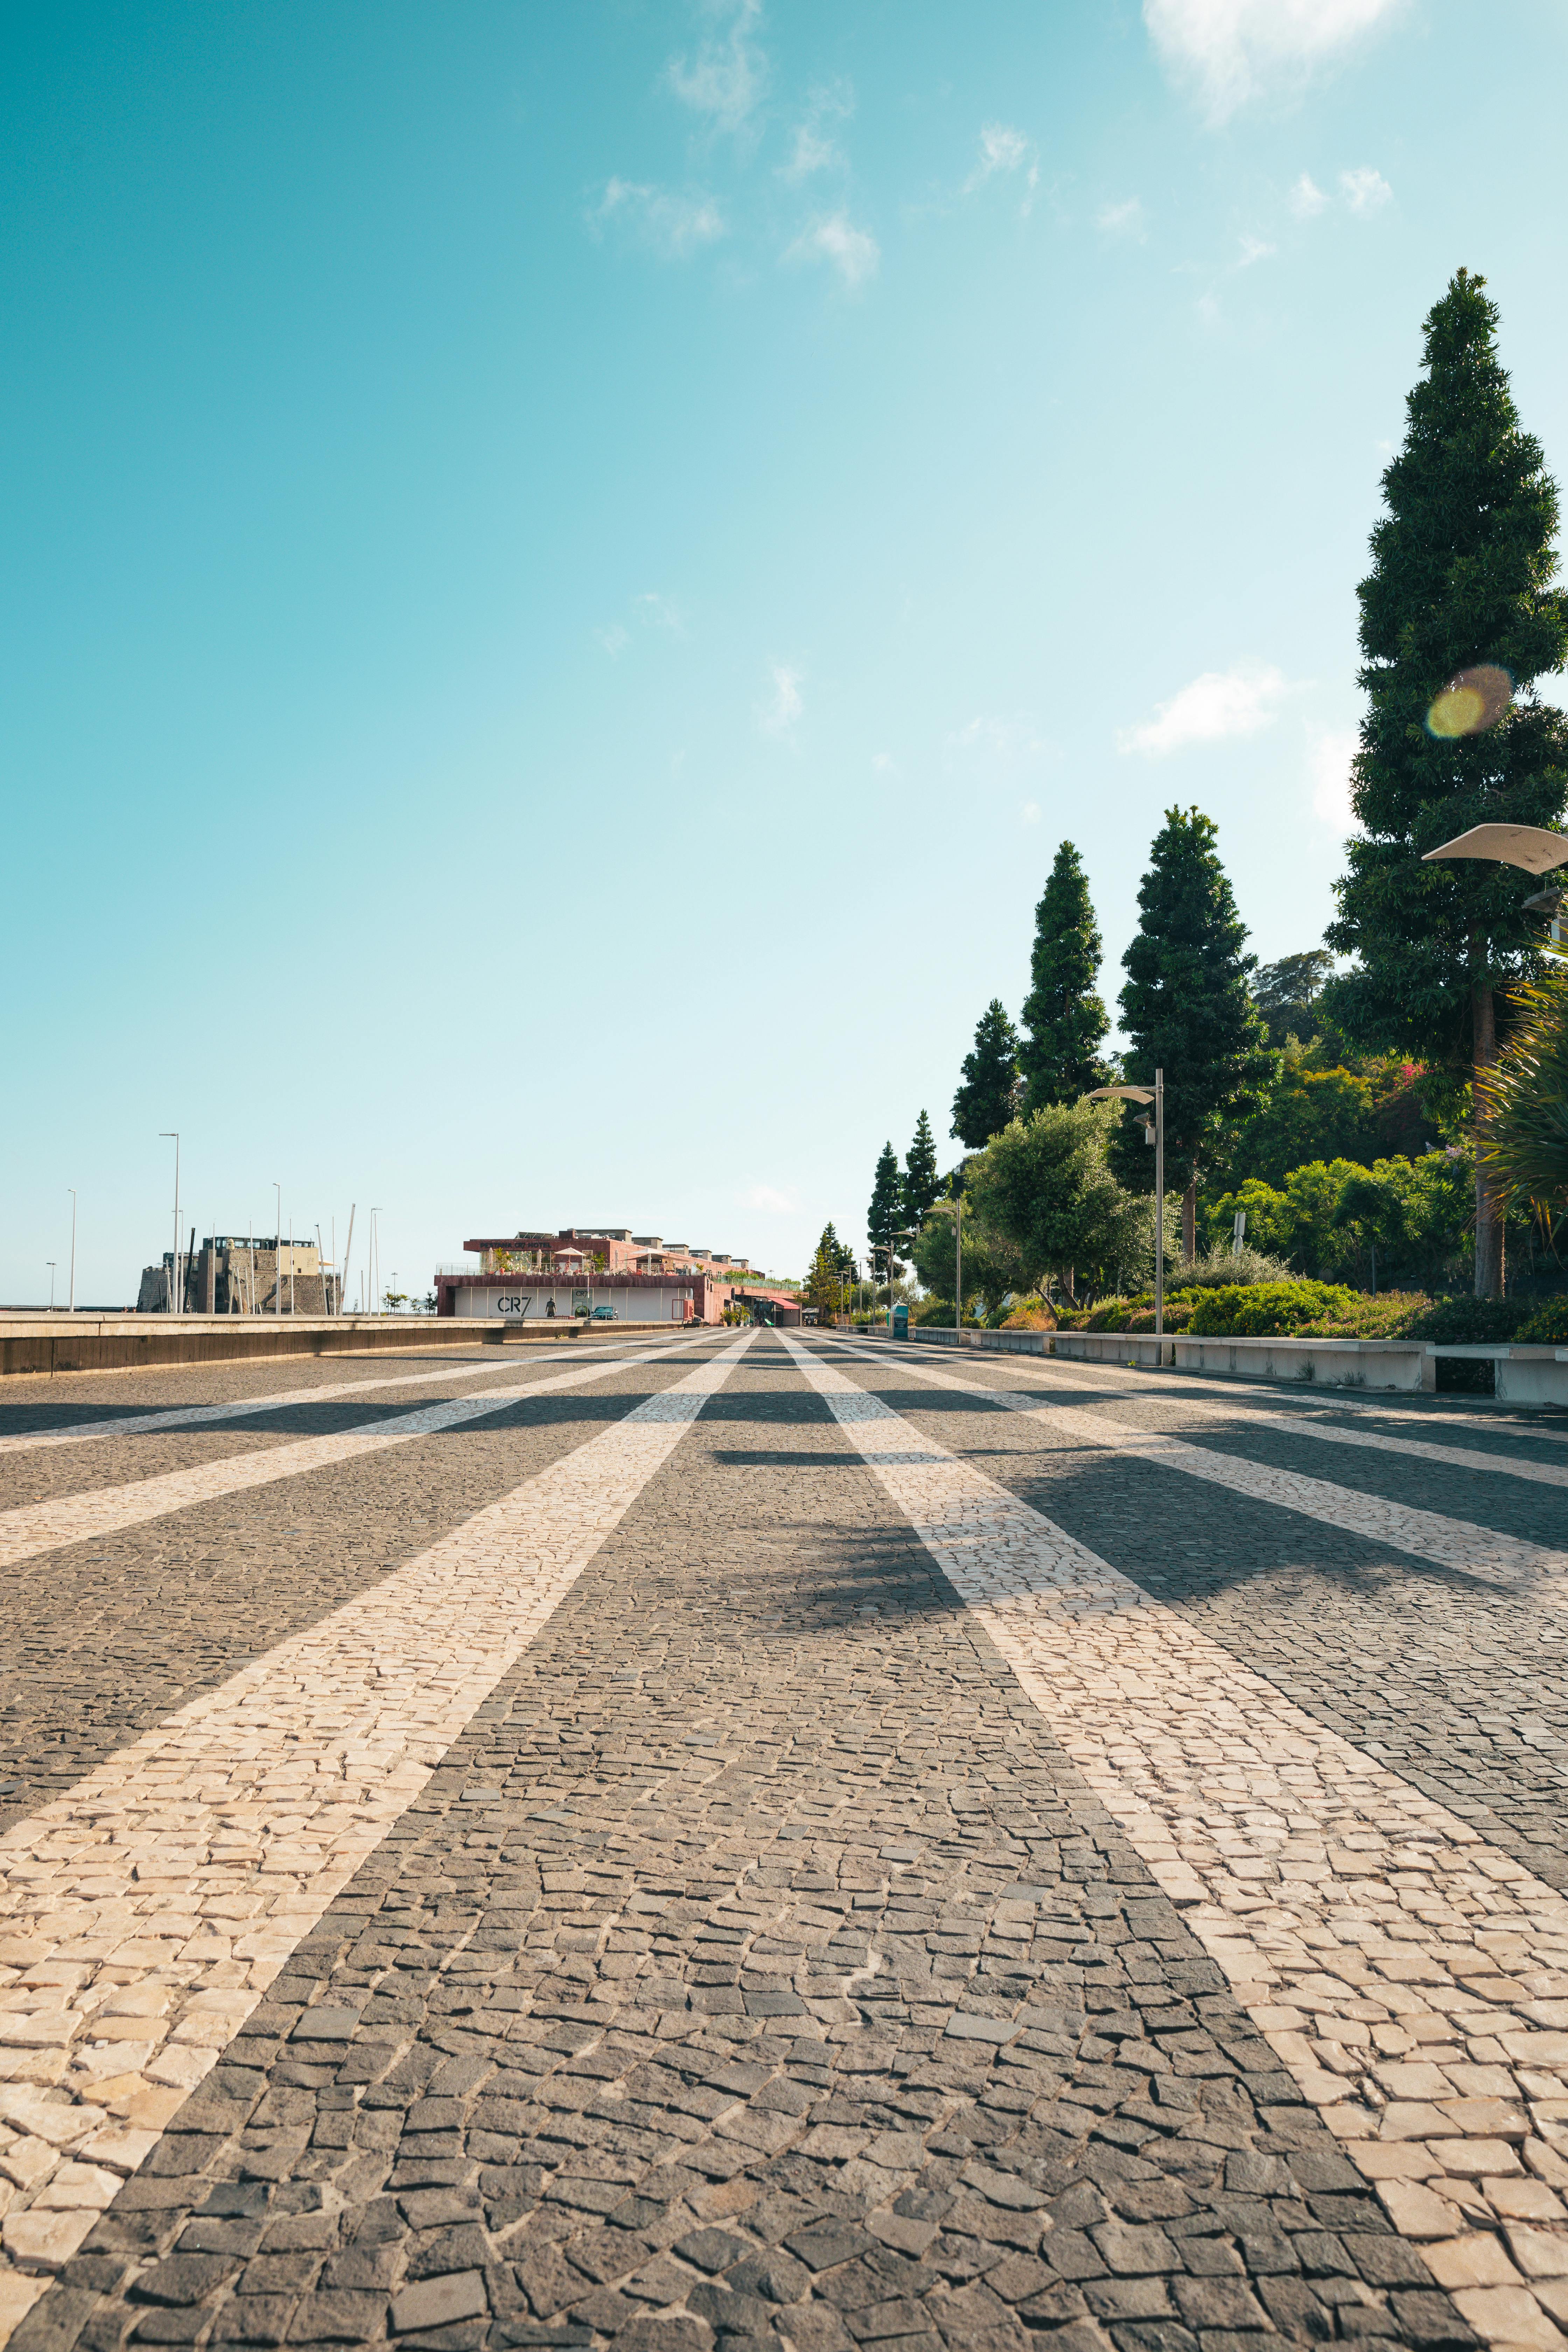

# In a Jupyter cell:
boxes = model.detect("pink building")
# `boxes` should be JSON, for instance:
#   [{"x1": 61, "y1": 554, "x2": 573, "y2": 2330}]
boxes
[{"x1": 434, "y1": 1229, "x2": 754, "y2": 1325}]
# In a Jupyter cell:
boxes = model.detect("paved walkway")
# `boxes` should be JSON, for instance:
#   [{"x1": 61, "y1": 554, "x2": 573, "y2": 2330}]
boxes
[{"x1": 2, "y1": 1330, "x2": 1567, "y2": 2352}]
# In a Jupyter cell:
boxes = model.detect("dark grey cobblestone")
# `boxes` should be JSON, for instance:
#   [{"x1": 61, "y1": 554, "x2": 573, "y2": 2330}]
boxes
[
  {"x1": 0, "y1": 1352, "x2": 716, "y2": 1830},
  {"x1": 828, "y1": 1343, "x2": 1568, "y2": 1895},
  {"x1": 14, "y1": 1344, "x2": 1467, "y2": 2352}
]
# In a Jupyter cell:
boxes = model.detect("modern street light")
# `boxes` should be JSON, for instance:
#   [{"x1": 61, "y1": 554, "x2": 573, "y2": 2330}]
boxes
[
  {"x1": 878, "y1": 1229, "x2": 914, "y2": 1332},
  {"x1": 67, "y1": 1189, "x2": 76, "y2": 1313},
  {"x1": 1090, "y1": 1070, "x2": 1166, "y2": 1345},
  {"x1": 1423, "y1": 824, "x2": 1568, "y2": 943},
  {"x1": 159, "y1": 1134, "x2": 180, "y2": 1315},
  {"x1": 274, "y1": 1183, "x2": 283, "y2": 1317}
]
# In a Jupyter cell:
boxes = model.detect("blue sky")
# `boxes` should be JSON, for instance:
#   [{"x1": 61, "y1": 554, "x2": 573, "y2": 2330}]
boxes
[{"x1": 5, "y1": 0, "x2": 1567, "y2": 1304}]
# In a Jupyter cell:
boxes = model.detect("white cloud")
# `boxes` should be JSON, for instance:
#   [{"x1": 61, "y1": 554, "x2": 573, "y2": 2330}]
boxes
[
  {"x1": 964, "y1": 123, "x2": 1040, "y2": 216},
  {"x1": 1310, "y1": 728, "x2": 1362, "y2": 831},
  {"x1": 1118, "y1": 664, "x2": 1293, "y2": 755},
  {"x1": 597, "y1": 624, "x2": 630, "y2": 658},
  {"x1": 783, "y1": 212, "x2": 879, "y2": 289},
  {"x1": 1097, "y1": 197, "x2": 1146, "y2": 239},
  {"x1": 1340, "y1": 164, "x2": 1393, "y2": 212},
  {"x1": 635, "y1": 591, "x2": 682, "y2": 632},
  {"x1": 1236, "y1": 233, "x2": 1274, "y2": 267},
  {"x1": 1021, "y1": 799, "x2": 1042, "y2": 825},
  {"x1": 758, "y1": 662, "x2": 803, "y2": 737},
  {"x1": 1289, "y1": 172, "x2": 1328, "y2": 218},
  {"x1": 747, "y1": 1183, "x2": 796, "y2": 1214},
  {"x1": 591, "y1": 178, "x2": 724, "y2": 259},
  {"x1": 969, "y1": 122, "x2": 1029, "y2": 182},
  {"x1": 666, "y1": 0, "x2": 766, "y2": 133},
  {"x1": 781, "y1": 80, "x2": 853, "y2": 181},
  {"x1": 872, "y1": 751, "x2": 897, "y2": 775},
  {"x1": 1144, "y1": 0, "x2": 1404, "y2": 123}
]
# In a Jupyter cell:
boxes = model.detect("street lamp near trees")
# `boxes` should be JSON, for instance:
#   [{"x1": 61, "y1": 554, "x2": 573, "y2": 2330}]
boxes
[
  {"x1": 1090, "y1": 1070, "x2": 1166, "y2": 1345},
  {"x1": 876, "y1": 1229, "x2": 914, "y2": 1332}
]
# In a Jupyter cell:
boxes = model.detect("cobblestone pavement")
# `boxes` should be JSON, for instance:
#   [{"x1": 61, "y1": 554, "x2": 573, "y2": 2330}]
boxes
[{"x1": 6, "y1": 1333, "x2": 1568, "y2": 2352}]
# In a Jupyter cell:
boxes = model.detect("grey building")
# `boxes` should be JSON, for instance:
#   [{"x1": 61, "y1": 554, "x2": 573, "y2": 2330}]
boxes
[{"x1": 136, "y1": 1237, "x2": 342, "y2": 1315}]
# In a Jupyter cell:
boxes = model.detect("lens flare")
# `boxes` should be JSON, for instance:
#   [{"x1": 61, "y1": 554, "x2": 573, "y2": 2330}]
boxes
[{"x1": 1427, "y1": 663, "x2": 1513, "y2": 738}]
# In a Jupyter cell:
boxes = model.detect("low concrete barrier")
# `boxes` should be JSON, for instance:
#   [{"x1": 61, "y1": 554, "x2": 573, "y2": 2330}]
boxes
[
  {"x1": 899, "y1": 1323, "x2": 1568, "y2": 1408},
  {"x1": 0, "y1": 1315, "x2": 684, "y2": 1379}
]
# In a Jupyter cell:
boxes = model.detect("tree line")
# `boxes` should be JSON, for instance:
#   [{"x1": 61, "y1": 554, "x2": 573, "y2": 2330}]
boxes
[{"x1": 838, "y1": 269, "x2": 1568, "y2": 1320}]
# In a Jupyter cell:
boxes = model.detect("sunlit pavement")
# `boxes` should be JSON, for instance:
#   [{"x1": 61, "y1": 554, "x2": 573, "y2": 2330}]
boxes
[{"x1": 5, "y1": 1325, "x2": 1567, "y2": 2350}]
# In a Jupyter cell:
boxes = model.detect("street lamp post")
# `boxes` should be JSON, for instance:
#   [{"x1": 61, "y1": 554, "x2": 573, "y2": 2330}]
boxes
[
  {"x1": 47, "y1": 1262, "x2": 56, "y2": 1311},
  {"x1": 274, "y1": 1184, "x2": 283, "y2": 1317},
  {"x1": 1090, "y1": 1072, "x2": 1166, "y2": 1345},
  {"x1": 159, "y1": 1134, "x2": 180, "y2": 1315},
  {"x1": 881, "y1": 1229, "x2": 913, "y2": 1332},
  {"x1": 67, "y1": 1189, "x2": 76, "y2": 1313},
  {"x1": 955, "y1": 1194, "x2": 962, "y2": 1330}
]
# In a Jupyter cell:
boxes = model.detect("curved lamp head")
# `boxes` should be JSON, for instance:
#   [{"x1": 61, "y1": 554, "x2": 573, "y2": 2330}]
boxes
[
  {"x1": 1088, "y1": 1085, "x2": 1154, "y2": 1104},
  {"x1": 1422, "y1": 824, "x2": 1568, "y2": 877}
]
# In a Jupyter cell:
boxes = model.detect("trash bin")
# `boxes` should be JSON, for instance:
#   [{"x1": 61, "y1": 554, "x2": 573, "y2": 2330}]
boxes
[{"x1": 892, "y1": 1303, "x2": 909, "y2": 1339}]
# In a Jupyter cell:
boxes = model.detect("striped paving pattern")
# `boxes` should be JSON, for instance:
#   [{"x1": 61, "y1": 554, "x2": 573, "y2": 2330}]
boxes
[{"x1": 0, "y1": 1337, "x2": 753, "y2": 2332}]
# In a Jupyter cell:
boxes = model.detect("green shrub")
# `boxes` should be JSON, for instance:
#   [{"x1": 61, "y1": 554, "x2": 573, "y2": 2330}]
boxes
[
  {"x1": 1513, "y1": 1298, "x2": 1568, "y2": 1344},
  {"x1": 1187, "y1": 1280, "x2": 1356, "y2": 1337},
  {"x1": 1295, "y1": 1290, "x2": 1432, "y2": 1338},
  {"x1": 1407, "y1": 1295, "x2": 1531, "y2": 1344}
]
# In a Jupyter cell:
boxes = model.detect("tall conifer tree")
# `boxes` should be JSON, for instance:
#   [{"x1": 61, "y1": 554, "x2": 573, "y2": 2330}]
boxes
[
  {"x1": 867, "y1": 1141, "x2": 904, "y2": 1280},
  {"x1": 1112, "y1": 807, "x2": 1277, "y2": 1260},
  {"x1": 1324, "y1": 270, "x2": 1568, "y2": 1296},
  {"x1": 951, "y1": 1000, "x2": 1021, "y2": 1147},
  {"x1": 902, "y1": 1111, "x2": 941, "y2": 1232},
  {"x1": 1019, "y1": 841, "x2": 1111, "y2": 1109}
]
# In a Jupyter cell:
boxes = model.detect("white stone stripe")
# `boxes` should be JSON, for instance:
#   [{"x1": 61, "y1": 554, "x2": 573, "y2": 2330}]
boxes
[
  {"x1": 866, "y1": 1335, "x2": 1568, "y2": 1491},
  {"x1": 0, "y1": 1333, "x2": 755, "y2": 2325},
  {"x1": 823, "y1": 1339, "x2": 1568, "y2": 1586},
  {"x1": 783, "y1": 1335, "x2": 1568, "y2": 2343},
  {"x1": 0, "y1": 1337, "x2": 722, "y2": 1573},
  {"x1": 0, "y1": 1331, "x2": 719, "y2": 1458}
]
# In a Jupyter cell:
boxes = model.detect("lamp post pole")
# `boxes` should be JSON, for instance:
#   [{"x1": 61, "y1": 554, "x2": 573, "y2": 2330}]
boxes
[
  {"x1": 955, "y1": 1194, "x2": 962, "y2": 1330},
  {"x1": 67, "y1": 1189, "x2": 77, "y2": 1313},
  {"x1": 1088, "y1": 1078, "x2": 1166, "y2": 1349},
  {"x1": 274, "y1": 1184, "x2": 282, "y2": 1317},
  {"x1": 159, "y1": 1134, "x2": 180, "y2": 1315},
  {"x1": 47, "y1": 1262, "x2": 56, "y2": 1312}
]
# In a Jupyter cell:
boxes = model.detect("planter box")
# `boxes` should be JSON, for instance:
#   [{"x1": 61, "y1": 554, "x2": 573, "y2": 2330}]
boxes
[{"x1": 901, "y1": 1323, "x2": 1568, "y2": 1408}]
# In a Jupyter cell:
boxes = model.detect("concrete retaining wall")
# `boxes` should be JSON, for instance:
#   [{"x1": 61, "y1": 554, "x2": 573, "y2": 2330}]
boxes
[
  {"x1": 901, "y1": 1322, "x2": 1568, "y2": 1408},
  {"x1": 0, "y1": 1315, "x2": 672, "y2": 1379}
]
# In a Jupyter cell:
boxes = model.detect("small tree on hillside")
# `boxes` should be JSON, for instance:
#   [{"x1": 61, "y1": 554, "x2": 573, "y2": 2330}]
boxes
[
  {"x1": 804, "y1": 1227, "x2": 849, "y2": 1323},
  {"x1": 902, "y1": 1110, "x2": 941, "y2": 1231},
  {"x1": 952, "y1": 1000, "x2": 1021, "y2": 1147},
  {"x1": 1253, "y1": 950, "x2": 1337, "y2": 1050},
  {"x1": 867, "y1": 1141, "x2": 905, "y2": 1280},
  {"x1": 1325, "y1": 270, "x2": 1568, "y2": 1295},
  {"x1": 971, "y1": 1102, "x2": 1148, "y2": 1301},
  {"x1": 1112, "y1": 806, "x2": 1278, "y2": 1260},
  {"x1": 911, "y1": 1199, "x2": 1028, "y2": 1321},
  {"x1": 1019, "y1": 841, "x2": 1111, "y2": 1109}
]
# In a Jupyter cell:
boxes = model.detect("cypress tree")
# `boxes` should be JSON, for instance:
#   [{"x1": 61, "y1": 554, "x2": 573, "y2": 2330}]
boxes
[
  {"x1": 867, "y1": 1141, "x2": 904, "y2": 1279},
  {"x1": 902, "y1": 1110, "x2": 941, "y2": 1232},
  {"x1": 951, "y1": 1000, "x2": 1021, "y2": 1147},
  {"x1": 1019, "y1": 841, "x2": 1111, "y2": 1108},
  {"x1": 1324, "y1": 269, "x2": 1568, "y2": 1296},
  {"x1": 1112, "y1": 806, "x2": 1278, "y2": 1259}
]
